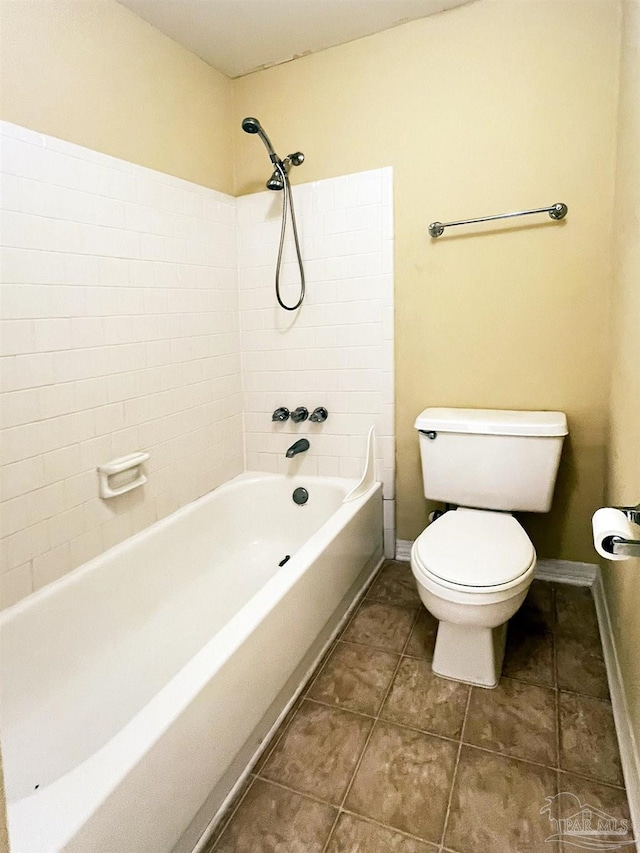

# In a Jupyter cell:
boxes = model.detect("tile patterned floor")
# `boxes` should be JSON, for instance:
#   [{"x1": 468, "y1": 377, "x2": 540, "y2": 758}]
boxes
[{"x1": 206, "y1": 562, "x2": 633, "y2": 853}]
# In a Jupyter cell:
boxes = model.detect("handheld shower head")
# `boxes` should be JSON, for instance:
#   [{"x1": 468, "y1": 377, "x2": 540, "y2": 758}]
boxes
[
  {"x1": 241, "y1": 117, "x2": 261, "y2": 134},
  {"x1": 241, "y1": 116, "x2": 306, "y2": 310},
  {"x1": 241, "y1": 116, "x2": 278, "y2": 163}
]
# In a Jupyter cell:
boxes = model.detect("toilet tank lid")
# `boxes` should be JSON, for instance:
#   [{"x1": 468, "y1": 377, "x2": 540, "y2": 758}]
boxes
[{"x1": 414, "y1": 408, "x2": 568, "y2": 437}]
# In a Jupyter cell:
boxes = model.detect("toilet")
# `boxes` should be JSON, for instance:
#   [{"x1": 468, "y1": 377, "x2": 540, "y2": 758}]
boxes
[{"x1": 411, "y1": 407, "x2": 568, "y2": 688}]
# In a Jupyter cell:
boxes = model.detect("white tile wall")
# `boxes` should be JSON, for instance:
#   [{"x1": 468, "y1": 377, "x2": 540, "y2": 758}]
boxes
[
  {"x1": 237, "y1": 168, "x2": 395, "y2": 555},
  {"x1": 0, "y1": 122, "x2": 243, "y2": 607},
  {"x1": 0, "y1": 124, "x2": 396, "y2": 609}
]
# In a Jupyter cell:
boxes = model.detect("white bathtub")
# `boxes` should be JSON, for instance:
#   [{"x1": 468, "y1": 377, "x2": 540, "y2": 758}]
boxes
[{"x1": 0, "y1": 472, "x2": 383, "y2": 853}]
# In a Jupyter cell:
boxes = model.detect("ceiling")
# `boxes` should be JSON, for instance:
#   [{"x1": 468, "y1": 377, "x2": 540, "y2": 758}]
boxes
[{"x1": 117, "y1": 0, "x2": 473, "y2": 79}]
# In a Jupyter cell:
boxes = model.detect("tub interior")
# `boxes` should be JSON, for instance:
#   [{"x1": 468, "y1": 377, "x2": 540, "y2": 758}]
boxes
[{"x1": 1, "y1": 474, "x2": 349, "y2": 801}]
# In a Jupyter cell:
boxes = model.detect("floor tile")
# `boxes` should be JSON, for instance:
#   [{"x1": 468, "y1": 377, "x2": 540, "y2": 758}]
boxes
[
  {"x1": 381, "y1": 657, "x2": 469, "y2": 739},
  {"x1": 555, "y1": 772, "x2": 634, "y2": 852},
  {"x1": 555, "y1": 585, "x2": 600, "y2": 644},
  {"x1": 559, "y1": 692, "x2": 624, "y2": 786},
  {"x1": 366, "y1": 561, "x2": 422, "y2": 607},
  {"x1": 404, "y1": 608, "x2": 438, "y2": 660},
  {"x1": 503, "y1": 623, "x2": 555, "y2": 687},
  {"x1": 342, "y1": 600, "x2": 416, "y2": 653},
  {"x1": 346, "y1": 720, "x2": 458, "y2": 843},
  {"x1": 326, "y1": 812, "x2": 437, "y2": 852},
  {"x1": 307, "y1": 641, "x2": 399, "y2": 716},
  {"x1": 445, "y1": 746, "x2": 558, "y2": 853},
  {"x1": 463, "y1": 677, "x2": 557, "y2": 767},
  {"x1": 260, "y1": 700, "x2": 372, "y2": 805},
  {"x1": 528, "y1": 579, "x2": 555, "y2": 611},
  {"x1": 556, "y1": 634, "x2": 609, "y2": 700},
  {"x1": 511, "y1": 580, "x2": 555, "y2": 634},
  {"x1": 213, "y1": 778, "x2": 336, "y2": 853}
]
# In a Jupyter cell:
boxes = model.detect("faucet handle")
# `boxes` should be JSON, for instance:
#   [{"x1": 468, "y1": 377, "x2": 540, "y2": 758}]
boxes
[
  {"x1": 309, "y1": 407, "x2": 328, "y2": 423},
  {"x1": 291, "y1": 406, "x2": 309, "y2": 423},
  {"x1": 272, "y1": 407, "x2": 290, "y2": 422}
]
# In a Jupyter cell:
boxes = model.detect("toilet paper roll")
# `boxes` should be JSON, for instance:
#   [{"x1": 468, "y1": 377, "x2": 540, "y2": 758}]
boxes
[{"x1": 592, "y1": 507, "x2": 639, "y2": 561}]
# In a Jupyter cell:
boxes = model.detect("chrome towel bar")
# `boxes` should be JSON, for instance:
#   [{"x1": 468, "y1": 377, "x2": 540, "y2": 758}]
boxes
[{"x1": 428, "y1": 202, "x2": 568, "y2": 238}]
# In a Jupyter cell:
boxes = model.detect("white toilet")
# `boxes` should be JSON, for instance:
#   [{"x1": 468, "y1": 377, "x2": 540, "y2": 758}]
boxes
[{"x1": 410, "y1": 407, "x2": 568, "y2": 688}]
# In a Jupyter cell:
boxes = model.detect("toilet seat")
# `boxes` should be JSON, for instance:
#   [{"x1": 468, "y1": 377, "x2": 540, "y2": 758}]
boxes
[{"x1": 413, "y1": 508, "x2": 536, "y2": 591}]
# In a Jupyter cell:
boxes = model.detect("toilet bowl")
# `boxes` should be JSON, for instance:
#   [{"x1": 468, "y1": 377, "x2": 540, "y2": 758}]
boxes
[{"x1": 411, "y1": 508, "x2": 537, "y2": 687}]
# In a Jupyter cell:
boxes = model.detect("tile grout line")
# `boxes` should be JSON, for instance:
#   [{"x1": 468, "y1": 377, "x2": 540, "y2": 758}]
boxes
[
  {"x1": 211, "y1": 561, "x2": 386, "y2": 853},
  {"x1": 245, "y1": 774, "x2": 338, "y2": 809},
  {"x1": 249, "y1": 561, "x2": 391, "y2": 782},
  {"x1": 438, "y1": 686, "x2": 473, "y2": 852},
  {"x1": 212, "y1": 561, "x2": 393, "y2": 849},
  {"x1": 215, "y1": 562, "x2": 393, "y2": 845},
  {"x1": 320, "y1": 602, "x2": 422, "y2": 852},
  {"x1": 339, "y1": 807, "x2": 445, "y2": 848},
  {"x1": 302, "y1": 560, "x2": 394, "y2": 700},
  {"x1": 207, "y1": 776, "x2": 255, "y2": 852}
]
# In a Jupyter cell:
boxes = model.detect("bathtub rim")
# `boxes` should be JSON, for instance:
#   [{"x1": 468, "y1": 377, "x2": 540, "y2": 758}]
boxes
[
  {"x1": 0, "y1": 470, "x2": 356, "y2": 626},
  {"x1": 3, "y1": 472, "x2": 382, "y2": 853}
]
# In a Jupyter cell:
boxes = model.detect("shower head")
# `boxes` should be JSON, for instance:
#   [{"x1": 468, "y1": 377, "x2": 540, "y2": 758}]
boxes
[
  {"x1": 266, "y1": 168, "x2": 285, "y2": 192},
  {"x1": 241, "y1": 116, "x2": 279, "y2": 163}
]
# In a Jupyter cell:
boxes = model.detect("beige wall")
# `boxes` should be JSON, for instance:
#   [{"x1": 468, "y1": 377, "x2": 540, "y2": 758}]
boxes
[
  {"x1": 233, "y1": 0, "x2": 621, "y2": 561},
  {"x1": 0, "y1": 0, "x2": 234, "y2": 193},
  {"x1": 603, "y1": 0, "x2": 640, "y2": 754}
]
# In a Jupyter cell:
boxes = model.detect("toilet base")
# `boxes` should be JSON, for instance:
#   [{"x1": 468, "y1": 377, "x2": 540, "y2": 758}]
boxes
[{"x1": 432, "y1": 620, "x2": 508, "y2": 688}]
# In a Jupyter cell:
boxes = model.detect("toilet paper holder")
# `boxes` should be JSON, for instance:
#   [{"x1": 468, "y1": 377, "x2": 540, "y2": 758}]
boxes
[{"x1": 604, "y1": 502, "x2": 640, "y2": 557}]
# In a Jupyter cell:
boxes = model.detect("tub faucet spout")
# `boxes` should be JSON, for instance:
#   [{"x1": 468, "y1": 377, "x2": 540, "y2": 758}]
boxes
[{"x1": 286, "y1": 439, "x2": 310, "y2": 458}]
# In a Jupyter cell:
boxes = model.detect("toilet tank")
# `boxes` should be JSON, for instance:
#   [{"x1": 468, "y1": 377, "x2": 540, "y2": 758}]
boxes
[{"x1": 415, "y1": 408, "x2": 568, "y2": 513}]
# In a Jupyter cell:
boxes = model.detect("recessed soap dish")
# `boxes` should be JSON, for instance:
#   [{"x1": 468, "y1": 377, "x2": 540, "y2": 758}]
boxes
[{"x1": 97, "y1": 452, "x2": 150, "y2": 499}]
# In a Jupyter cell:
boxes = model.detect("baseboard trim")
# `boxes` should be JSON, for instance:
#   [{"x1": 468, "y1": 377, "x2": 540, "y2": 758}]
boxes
[
  {"x1": 395, "y1": 541, "x2": 599, "y2": 588},
  {"x1": 534, "y1": 558, "x2": 598, "y2": 586},
  {"x1": 592, "y1": 569, "x2": 640, "y2": 845},
  {"x1": 395, "y1": 539, "x2": 412, "y2": 562}
]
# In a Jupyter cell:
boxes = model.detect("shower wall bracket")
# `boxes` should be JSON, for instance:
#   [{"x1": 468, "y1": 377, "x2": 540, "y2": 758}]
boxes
[
  {"x1": 98, "y1": 451, "x2": 150, "y2": 499},
  {"x1": 428, "y1": 202, "x2": 568, "y2": 238}
]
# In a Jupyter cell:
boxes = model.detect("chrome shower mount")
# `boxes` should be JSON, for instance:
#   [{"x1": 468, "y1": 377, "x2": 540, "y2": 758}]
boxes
[{"x1": 242, "y1": 117, "x2": 306, "y2": 311}]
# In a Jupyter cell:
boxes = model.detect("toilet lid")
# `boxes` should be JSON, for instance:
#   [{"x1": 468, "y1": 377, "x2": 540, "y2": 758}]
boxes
[{"x1": 414, "y1": 509, "x2": 535, "y2": 588}]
